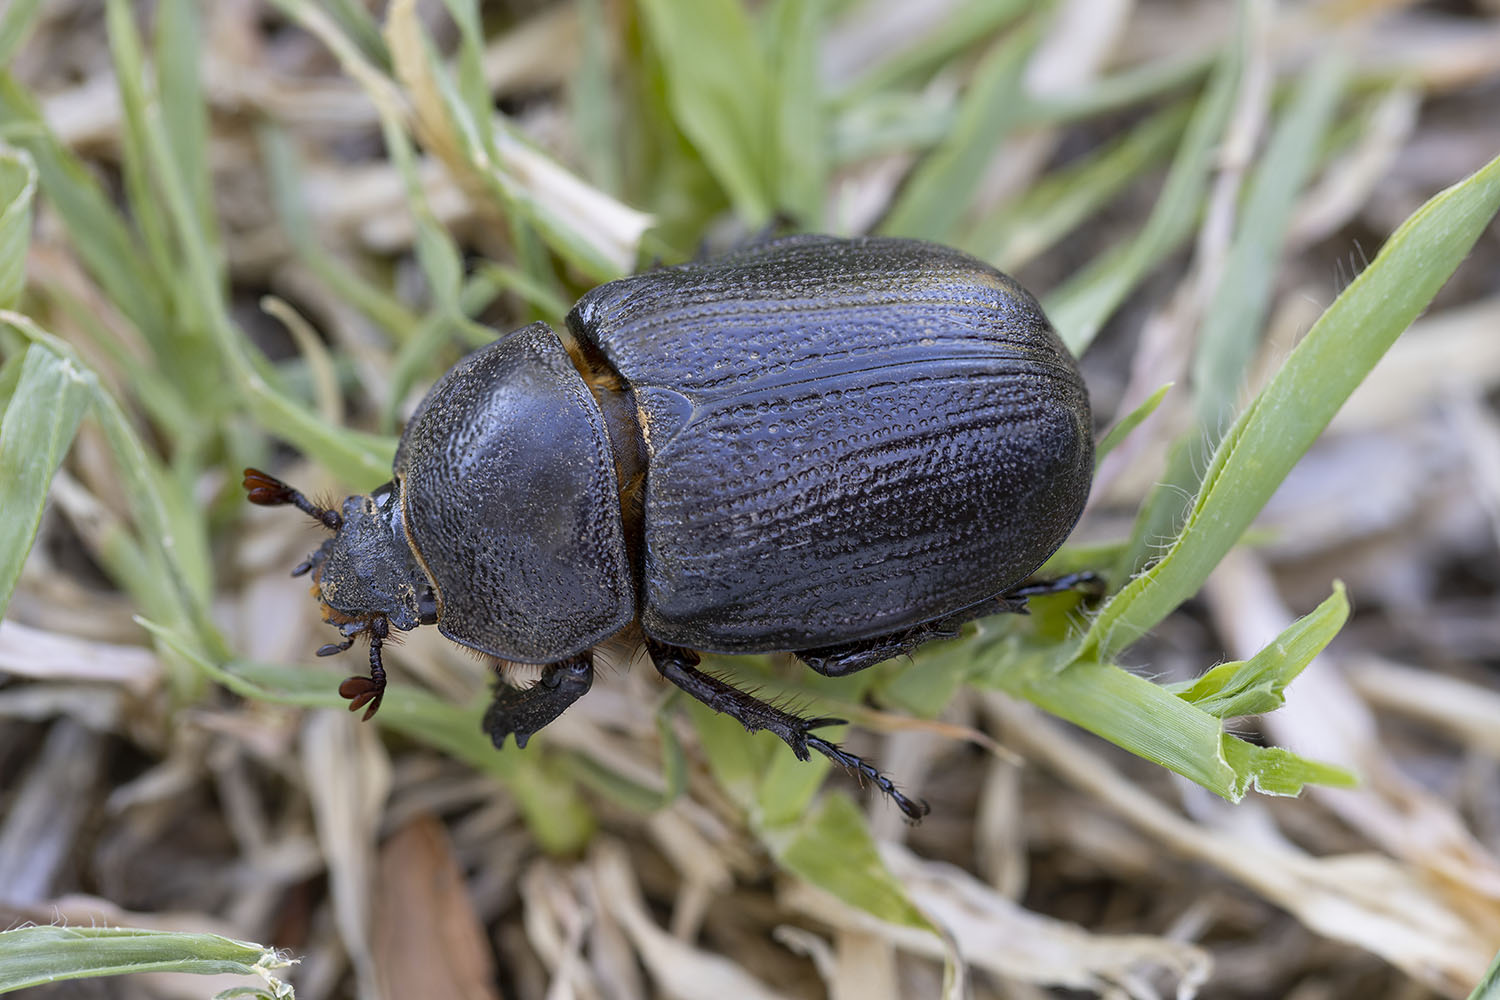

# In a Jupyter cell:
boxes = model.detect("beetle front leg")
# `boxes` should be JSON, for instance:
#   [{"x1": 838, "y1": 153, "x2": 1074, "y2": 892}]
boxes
[
  {"x1": 483, "y1": 653, "x2": 594, "y2": 750},
  {"x1": 646, "y1": 639, "x2": 929, "y2": 820},
  {"x1": 337, "y1": 616, "x2": 388, "y2": 721}
]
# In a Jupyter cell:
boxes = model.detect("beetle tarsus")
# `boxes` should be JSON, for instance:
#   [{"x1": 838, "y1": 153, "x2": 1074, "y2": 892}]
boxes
[
  {"x1": 804, "y1": 733, "x2": 931, "y2": 821},
  {"x1": 483, "y1": 654, "x2": 594, "y2": 749},
  {"x1": 242, "y1": 467, "x2": 343, "y2": 530},
  {"x1": 647, "y1": 639, "x2": 924, "y2": 819}
]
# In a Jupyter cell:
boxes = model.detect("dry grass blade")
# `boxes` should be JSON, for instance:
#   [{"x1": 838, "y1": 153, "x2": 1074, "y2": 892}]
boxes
[
  {"x1": 591, "y1": 839, "x2": 795, "y2": 1000},
  {"x1": 986, "y1": 691, "x2": 1496, "y2": 997},
  {"x1": 780, "y1": 842, "x2": 1210, "y2": 998}
]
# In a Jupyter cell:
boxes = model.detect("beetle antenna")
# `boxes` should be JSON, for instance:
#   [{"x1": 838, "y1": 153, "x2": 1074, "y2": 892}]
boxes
[{"x1": 243, "y1": 467, "x2": 343, "y2": 531}]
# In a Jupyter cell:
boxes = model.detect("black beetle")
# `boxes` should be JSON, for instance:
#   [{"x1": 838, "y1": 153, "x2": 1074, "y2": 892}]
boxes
[{"x1": 244, "y1": 235, "x2": 1093, "y2": 819}]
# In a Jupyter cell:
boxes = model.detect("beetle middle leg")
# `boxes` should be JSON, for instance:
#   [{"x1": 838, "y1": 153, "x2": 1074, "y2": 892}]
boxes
[
  {"x1": 484, "y1": 653, "x2": 595, "y2": 749},
  {"x1": 646, "y1": 638, "x2": 928, "y2": 820}
]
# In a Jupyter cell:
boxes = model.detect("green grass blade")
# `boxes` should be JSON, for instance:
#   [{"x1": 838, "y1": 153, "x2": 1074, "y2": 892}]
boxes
[
  {"x1": 765, "y1": 0, "x2": 828, "y2": 226},
  {"x1": 376, "y1": 0, "x2": 638, "y2": 283},
  {"x1": 880, "y1": 15, "x2": 1042, "y2": 243},
  {"x1": 639, "y1": 0, "x2": 772, "y2": 223},
  {"x1": 686, "y1": 697, "x2": 782, "y2": 811},
  {"x1": 830, "y1": 90, "x2": 954, "y2": 165},
  {"x1": 0, "y1": 926, "x2": 293, "y2": 996},
  {"x1": 258, "y1": 124, "x2": 421, "y2": 342},
  {"x1": 1167, "y1": 584, "x2": 1349, "y2": 719},
  {"x1": 1043, "y1": 28, "x2": 1243, "y2": 355},
  {"x1": 0, "y1": 343, "x2": 92, "y2": 618},
  {"x1": 0, "y1": 0, "x2": 45, "y2": 69},
  {"x1": 155, "y1": 0, "x2": 217, "y2": 254},
  {"x1": 103, "y1": 2, "x2": 392, "y2": 484},
  {"x1": 1094, "y1": 382, "x2": 1172, "y2": 468},
  {"x1": 321, "y1": 0, "x2": 389, "y2": 67},
  {"x1": 768, "y1": 793, "x2": 932, "y2": 931},
  {"x1": 834, "y1": 0, "x2": 1030, "y2": 106},
  {"x1": 1193, "y1": 50, "x2": 1349, "y2": 428},
  {"x1": 1021, "y1": 46, "x2": 1213, "y2": 126},
  {"x1": 431, "y1": 0, "x2": 495, "y2": 151},
  {"x1": 1081, "y1": 150, "x2": 1500, "y2": 663},
  {"x1": 1468, "y1": 946, "x2": 1500, "y2": 1000},
  {"x1": 989, "y1": 647, "x2": 1353, "y2": 800},
  {"x1": 571, "y1": 0, "x2": 623, "y2": 195},
  {"x1": 106, "y1": 0, "x2": 178, "y2": 316},
  {"x1": 970, "y1": 101, "x2": 1189, "y2": 270},
  {"x1": 0, "y1": 144, "x2": 35, "y2": 309},
  {"x1": 0, "y1": 75, "x2": 169, "y2": 338},
  {"x1": 3, "y1": 313, "x2": 222, "y2": 671}
]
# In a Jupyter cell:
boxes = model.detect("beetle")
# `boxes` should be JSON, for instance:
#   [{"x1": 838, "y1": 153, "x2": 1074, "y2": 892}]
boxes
[{"x1": 243, "y1": 235, "x2": 1093, "y2": 819}]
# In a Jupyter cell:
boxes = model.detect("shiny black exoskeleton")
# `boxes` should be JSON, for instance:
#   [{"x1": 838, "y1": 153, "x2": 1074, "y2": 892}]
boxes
[{"x1": 244, "y1": 235, "x2": 1094, "y2": 819}]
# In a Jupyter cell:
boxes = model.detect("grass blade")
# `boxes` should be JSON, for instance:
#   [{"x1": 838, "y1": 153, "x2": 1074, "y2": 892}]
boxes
[
  {"x1": 834, "y1": 0, "x2": 1029, "y2": 105},
  {"x1": 765, "y1": 0, "x2": 828, "y2": 226},
  {"x1": 1094, "y1": 382, "x2": 1173, "y2": 469},
  {"x1": 1043, "y1": 28, "x2": 1244, "y2": 355},
  {"x1": 1081, "y1": 150, "x2": 1500, "y2": 663},
  {"x1": 771, "y1": 793, "x2": 932, "y2": 930},
  {"x1": 0, "y1": 343, "x2": 91, "y2": 618},
  {"x1": 969, "y1": 101, "x2": 1189, "y2": 270},
  {"x1": 138, "y1": 618, "x2": 596, "y2": 855},
  {"x1": 0, "y1": 74, "x2": 169, "y2": 339},
  {"x1": 639, "y1": 0, "x2": 772, "y2": 223},
  {"x1": 0, "y1": 0, "x2": 45, "y2": 69},
  {"x1": 880, "y1": 15, "x2": 1042, "y2": 243},
  {"x1": 1193, "y1": 50, "x2": 1349, "y2": 428},
  {"x1": 0, "y1": 143, "x2": 35, "y2": 309},
  {"x1": 155, "y1": 0, "x2": 217, "y2": 253},
  {"x1": 0, "y1": 925, "x2": 293, "y2": 996},
  {"x1": 1167, "y1": 583, "x2": 1349, "y2": 719}
]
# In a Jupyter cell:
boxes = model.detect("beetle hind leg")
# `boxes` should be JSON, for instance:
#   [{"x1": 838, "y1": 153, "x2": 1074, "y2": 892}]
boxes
[
  {"x1": 484, "y1": 653, "x2": 594, "y2": 749},
  {"x1": 798, "y1": 573, "x2": 1106, "y2": 678},
  {"x1": 646, "y1": 639, "x2": 929, "y2": 820},
  {"x1": 797, "y1": 594, "x2": 1028, "y2": 678}
]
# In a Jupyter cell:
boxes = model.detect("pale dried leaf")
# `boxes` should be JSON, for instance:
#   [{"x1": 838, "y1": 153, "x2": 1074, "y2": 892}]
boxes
[{"x1": 373, "y1": 815, "x2": 500, "y2": 1000}]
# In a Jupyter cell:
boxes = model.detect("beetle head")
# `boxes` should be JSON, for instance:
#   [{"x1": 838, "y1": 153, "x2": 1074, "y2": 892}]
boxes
[
  {"x1": 243, "y1": 468, "x2": 436, "y2": 719},
  {"x1": 312, "y1": 487, "x2": 436, "y2": 632}
]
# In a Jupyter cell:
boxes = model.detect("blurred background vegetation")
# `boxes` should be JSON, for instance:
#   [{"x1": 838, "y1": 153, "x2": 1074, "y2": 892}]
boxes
[{"x1": 2, "y1": 1, "x2": 1500, "y2": 998}]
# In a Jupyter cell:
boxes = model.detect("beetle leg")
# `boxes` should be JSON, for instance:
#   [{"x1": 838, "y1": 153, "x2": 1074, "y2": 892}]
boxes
[
  {"x1": 646, "y1": 639, "x2": 928, "y2": 820},
  {"x1": 1004, "y1": 570, "x2": 1104, "y2": 600},
  {"x1": 797, "y1": 625, "x2": 966, "y2": 678},
  {"x1": 337, "y1": 617, "x2": 388, "y2": 721},
  {"x1": 798, "y1": 576, "x2": 1104, "y2": 678},
  {"x1": 797, "y1": 595, "x2": 1026, "y2": 677},
  {"x1": 802, "y1": 734, "x2": 930, "y2": 821},
  {"x1": 483, "y1": 653, "x2": 594, "y2": 750}
]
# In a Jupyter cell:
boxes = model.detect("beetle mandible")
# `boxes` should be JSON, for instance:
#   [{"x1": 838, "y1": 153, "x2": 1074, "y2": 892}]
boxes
[{"x1": 243, "y1": 235, "x2": 1094, "y2": 819}]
